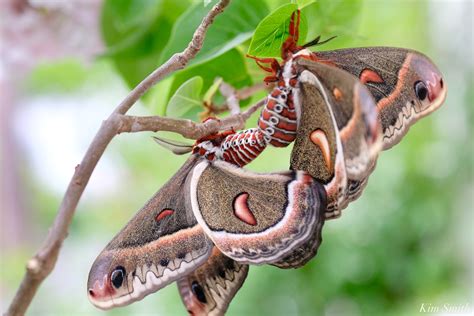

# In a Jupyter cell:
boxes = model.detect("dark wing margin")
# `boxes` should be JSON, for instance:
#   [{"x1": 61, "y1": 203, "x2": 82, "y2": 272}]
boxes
[
  {"x1": 177, "y1": 247, "x2": 249, "y2": 316},
  {"x1": 188, "y1": 159, "x2": 327, "y2": 265}
]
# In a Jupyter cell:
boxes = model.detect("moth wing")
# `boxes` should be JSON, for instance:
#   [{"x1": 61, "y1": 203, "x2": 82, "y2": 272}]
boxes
[
  {"x1": 87, "y1": 156, "x2": 213, "y2": 309},
  {"x1": 295, "y1": 58, "x2": 383, "y2": 181},
  {"x1": 292, "y1": 60, "x2": 382, "y2": 218},
  {"x1": 188, "y1": 159, "x2": 327, "y2": 265},
  {"x1": 177, "y1": 247, "x2": 249, "y2": 316},
  {"x1": 313, "y1": 47, "x2": 446, "y2": 149},
  {"x1": 271, "y1": 222, "x2": 323, "y2": 269}
]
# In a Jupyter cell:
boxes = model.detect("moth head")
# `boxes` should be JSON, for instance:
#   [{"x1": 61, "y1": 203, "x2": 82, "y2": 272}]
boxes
[{"x1": 87, "y1": 252, "x2": 134, "y2": 309}]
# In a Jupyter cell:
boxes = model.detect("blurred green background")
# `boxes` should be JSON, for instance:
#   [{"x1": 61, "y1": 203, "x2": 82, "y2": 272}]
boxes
[{"x1": 1, "y1": 0, "x2": 472, "y2": 315}]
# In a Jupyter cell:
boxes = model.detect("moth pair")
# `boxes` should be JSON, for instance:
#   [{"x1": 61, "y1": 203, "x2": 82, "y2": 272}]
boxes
[{"x1": 88, "y1": 11, "x2": 446, "y2": 315}]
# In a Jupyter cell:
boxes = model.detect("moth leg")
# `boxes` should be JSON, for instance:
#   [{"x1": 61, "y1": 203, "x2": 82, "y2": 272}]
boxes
[
  {"x1": 289, "y1": 9, "x2": 300, "y2": 43},
  {"x1": 246, "y1": 55, "x2": 281, "y2": 83},
  {"x1": 282, "y1": 10, "x2": 302, "y2": 58}
]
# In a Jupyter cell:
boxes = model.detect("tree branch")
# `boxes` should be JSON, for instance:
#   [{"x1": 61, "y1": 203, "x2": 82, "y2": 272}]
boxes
[
  {"x1": 219, "y1": 81, "x2": 240, "y2": 115},
  {"x1": 201, "y1": 80, "x2": 267, "y2": 119},
  {"x1": 118, "y1": 98, "x2": 266, "y2": 137},
  {"x1": 236, "y1": 82, "x2": 268, "y2": 100},
  {"x1": 6, "y1": 1, "x2": 231, "y2": 315}
]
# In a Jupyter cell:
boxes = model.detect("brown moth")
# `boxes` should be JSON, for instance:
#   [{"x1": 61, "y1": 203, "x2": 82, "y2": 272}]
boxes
[
  {"x1": 285, "y1": 47, "x2": 446, "y2": 217},
  {"x1": 248, "y1": 10, "x2": 447, "y2": 220},
  {"x1": 88, "y1": 9, "x2": 447, "y2": 315},
  {"x1": 87, "y1": 155, "x2": 326, "y2": 311},
  {"x1": 252, "y1": 57, "x2": 382, "y2": 269}
]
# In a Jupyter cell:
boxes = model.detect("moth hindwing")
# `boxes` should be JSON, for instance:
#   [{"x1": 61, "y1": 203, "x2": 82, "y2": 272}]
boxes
[
  {"x1": 188, "y1": 159, "x2": 327, "y2": 265},
  {"x1": 177, "y1": 247, "x2": 249, "y2": 316},
  {"x1": 291, "y1": 58, "x2": 382, "y2": 218}
]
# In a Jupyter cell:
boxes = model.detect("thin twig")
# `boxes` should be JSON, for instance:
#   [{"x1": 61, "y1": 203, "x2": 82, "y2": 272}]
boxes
[
  {"x1": 218, "y1": 81, "x2": 268, "y2": 116},
  {"x1": 236, "y1": 82, "x2": 268, "y2": 100},
  {"x1": 6, "y1": 1, "x2": 230, "y2": 315},
  {"x1": 219, "y1": 81, "x2": 240, "y2": 115},
  {"x1": 201, "y1": 81, "x2": 267, "y2": 118},
  {"x1": 118, "y1": 98, "x2": 266, "y2": 137}
]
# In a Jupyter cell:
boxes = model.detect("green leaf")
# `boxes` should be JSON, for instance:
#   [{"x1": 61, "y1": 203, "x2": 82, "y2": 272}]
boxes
[
  {"x1": 101, "y1": 0, "x2": 159, "y2": 57},
  {"x1": 112, "y1": 54, "x2": 165, "y2": 91},
  {"x1": 163, "y1": 49, "x2": 252, "y2": 115},
  {"x1": 159, "y1": 0, "x2": 269, "y2": 66},
  {"x1": 247, "y1": 3, "x2": 308, "y2": 58},
  {"x1": 263, "y1": 0, "x2": 289, "y2": 11},
  {"x1": 297, "y1": 0, "x2": 317, "y2": 8},
  {"x1": 166, "y1": 76, "x2": 203, "y2": 119},
  {"x1": 100, "y1": 0, "x2": 190, "y2": 88},
  {"x1": 27, "y1": 59, "x2": 88, "y2": 93},
  {"x1": 301, "y1": 0, "x2": 363, "y2": 50}
]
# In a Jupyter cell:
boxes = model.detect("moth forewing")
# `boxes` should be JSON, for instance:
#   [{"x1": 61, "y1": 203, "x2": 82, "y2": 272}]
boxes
[
  {"x1": 87, "y1": 156, "x2": 213, "y2": 309},
  {"x1": 312, "y1": 47, "x2": 446, "y2": 150}
]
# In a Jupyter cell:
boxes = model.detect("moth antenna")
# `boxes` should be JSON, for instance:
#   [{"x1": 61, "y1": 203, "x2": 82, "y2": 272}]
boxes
[
  {"x1": 152, "y1": 136, "x2": 193, "y2": 155},
  {"x1": 294, "y1": 10, "x2": 301, "y2": 43},
  {"x1": 302, "y1": 35, "x2": 321, "y2": 48},
  {"x1": 282, "y1": 10, "x2": 303, "y2": 58},
  {"x1": 316, "y1": 35, "x2": 338, "y2": 46},
  {"x1": 246, "y1": 54, "x2": 278, "y2": 73},
  {"x1": 303, "y1": 35, "x2": 338, "y2": 48}
]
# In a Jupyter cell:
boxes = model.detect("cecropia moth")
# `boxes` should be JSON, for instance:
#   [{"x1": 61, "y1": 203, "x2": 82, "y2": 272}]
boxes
[{"x1": 88, "y1": 9, "x2": 446, "y2": 315}]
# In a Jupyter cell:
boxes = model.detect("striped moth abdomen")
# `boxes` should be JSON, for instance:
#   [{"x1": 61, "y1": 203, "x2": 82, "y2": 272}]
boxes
[
  {"x1": 193, "y1": 128, "x2": 267, "y2": 167},
  {"x1": 258, "y1": 85, "x2": 298, "y2": 147}
]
